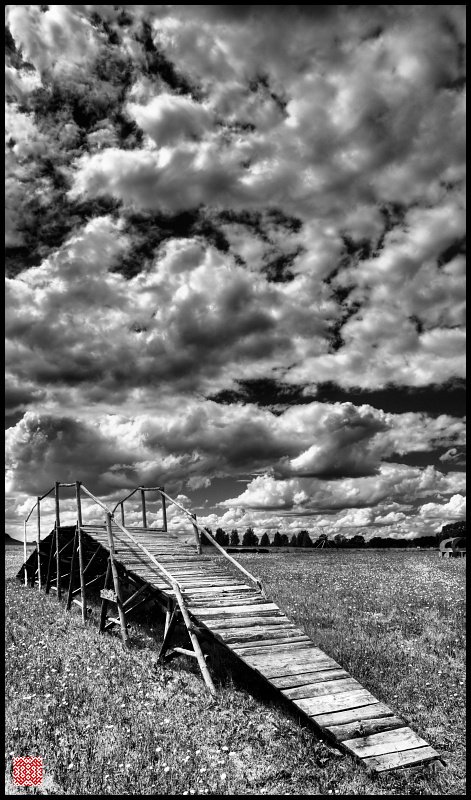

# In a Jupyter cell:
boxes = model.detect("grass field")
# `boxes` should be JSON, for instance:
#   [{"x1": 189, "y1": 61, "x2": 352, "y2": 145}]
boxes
[{"x1": 5, "y1": 546, "x2": 465, "y2": 795}]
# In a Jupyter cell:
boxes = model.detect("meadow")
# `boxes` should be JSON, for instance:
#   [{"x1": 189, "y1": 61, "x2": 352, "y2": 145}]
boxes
[{"x1": 5, "y1": 546, "x2": 465, "y2": 795}]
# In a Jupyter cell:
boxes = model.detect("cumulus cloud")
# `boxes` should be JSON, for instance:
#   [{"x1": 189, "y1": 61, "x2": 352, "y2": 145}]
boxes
[
  {"x1": 127, "y1": 93, "x2": 214, "y2": 145},
  {"x1": 419, "y1": 494, "x2": 466, "y2": 521},
  {"x1": 5, "y1": 4, "x2": 465, "y2": 540}
]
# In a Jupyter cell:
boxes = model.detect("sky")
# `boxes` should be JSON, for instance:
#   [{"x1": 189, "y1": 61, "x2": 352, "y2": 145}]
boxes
[{"x1": 5, "y1": 5, "x2": 466, "y2": 541}]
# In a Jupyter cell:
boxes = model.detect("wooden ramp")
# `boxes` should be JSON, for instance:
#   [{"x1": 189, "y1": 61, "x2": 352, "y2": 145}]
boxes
[{"x1": 20, "y1": 521, "x2": 441, "y2": 774}]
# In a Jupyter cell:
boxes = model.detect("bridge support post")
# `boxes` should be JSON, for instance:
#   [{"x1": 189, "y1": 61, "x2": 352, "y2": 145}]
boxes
[
  {"x1": 105, "y1": 513, "x2": 131, "y2": 648},
  {"x1": 66, "y1": 525, "x2": 79, "y2": 611},
  {"x1": 140, "y1": 489, "x2": 147, "y2": 529},
  {"x1": 54, "y1": 482, "x2": 61, "y2": 600},
  {"x1": 161, "y1": 489, "x2": 167, "y2": 532},
  {"x1": 36, "y1": 498, "x2": 42, "y2": 590}
]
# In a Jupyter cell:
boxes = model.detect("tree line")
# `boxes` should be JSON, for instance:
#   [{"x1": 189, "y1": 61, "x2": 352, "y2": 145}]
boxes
[{"x1": 202, "y1": 519, "x2": 466, "y2": 549}]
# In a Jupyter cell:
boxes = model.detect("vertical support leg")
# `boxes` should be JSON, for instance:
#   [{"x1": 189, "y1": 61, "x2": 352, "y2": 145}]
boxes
[
  {"x1": 55, "y1": 519, "x2": 62, "y2": 600},
  {"x1": 36, "y1": 498, "x2": 42, "y2": 590},
  {"x1": 192, "y1": 514, "x2": 201, "y2": 555},
  {"x1": 23, "y1": 520, "x2": 28, "y2": 587},
  {"x1": 140, "y1": 489, "x2": 147, "y2": 529},
  {"x1": 66, "y1": 526, "x2": 79, "y2": 611},
  {"x1": 100, "y1": 560, "x2": 112, "y2": 632},
  {"x1": 161, "y1": 489, "x2": 167, "y2": 532},
  {"x1": 164, "y1": 605, "x2": 172, "y2": 637},
  {"x1": 173, "y1": 584, "x2": 216, "y2": 696},
  {"x1": 105, "y1": 513, "x2": 131, "y2": 648},
  {"x1": 78, "y1": 526, "x2": 87, "y2": 623},
  {"x1": 158, "y1": 604, "x2": 179, "y2": 661},
  {"x1": 45, "y1": 526, "x2": 56, "y2": 594},
  {"x1": 54, "y1": 482, "x2": 61, "y2": 600},
  {"x1": 120, "y1": 502, "x2": 125, "y2": 526}
]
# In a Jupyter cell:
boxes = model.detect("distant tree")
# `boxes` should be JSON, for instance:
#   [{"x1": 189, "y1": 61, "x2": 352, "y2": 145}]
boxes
[
  {"x1": 230, "y1": 528, "x2": 240, "y2": 546},
  {"x1": 439, "y1": 520, "x2": 466, "y2": 542},
  {"x1": 215, "y1": 527, "x2": 229, "y2": 547},
  {"x1": 414, "y1": 535, "x2": 441, "y2": 548},
  {"x1": 349, "y1": 534, "x2": 365, "y2": 548},
  {"x1": 272, "y1": 531, "x2": 282, "y2": 547},
  {"x1": 260, "y1": 532, "x2": 270, "y2": 547},
  {"x1": 298, "y1": 530, "x2": 313, "y2": 548},
  {"x1": 333, "y1": 533, "x2": 346, "y2": 548},
  {"x1": 290, "y1": 533, "x2": 298, "y2": 547},
  {"x1": 203, "y1": 526, "x2": 214, "y2": 546},
  {"x1": 242, "y1": 527, "x2": 259, "y2": 546},
  {"x1": 367, "y1": 536, "x2": 384, "y2": 548},
  {"x1": 280, "y1": 533, "x2": 289, "y2": 546}
]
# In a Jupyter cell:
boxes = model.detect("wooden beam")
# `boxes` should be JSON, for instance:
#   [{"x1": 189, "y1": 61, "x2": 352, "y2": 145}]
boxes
[
  {"x1": 36, "y1": 498, "x2": 42, "y2": 590},
  {"x1": 140, "y1": 489, "x2": 147, "y2": 529},
  {"x1": 105, "y1": 512, "x2": 130, "y2": 648},
  {"x1": 173, "y1": 583, "x2": 216, "y2": 697},
  {"x1": 66, "y1": 526, "x2": 79, "y2": 611}
]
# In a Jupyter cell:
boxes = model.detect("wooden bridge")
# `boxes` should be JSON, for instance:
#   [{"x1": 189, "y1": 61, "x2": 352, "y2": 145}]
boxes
[{"x1": 19, "y1": 482, "x2": 442, "y2": 774}]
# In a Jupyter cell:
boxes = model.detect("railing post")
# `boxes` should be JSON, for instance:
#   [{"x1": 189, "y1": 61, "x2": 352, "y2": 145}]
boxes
[
  {"x1": 161, "y1": 488, "x2": 167, "y2": 532},
  {"x1": 192, "y1": 513, "x2": 201, "y2": 555},
  {"x1": 120, "y1": 502, "x2": 125, "y2": 526},
  {"x1": 140, "y1": 488, "x2": 147, "y2": 529},
  {"x1": 105, "y1": 512, "x2": 131, "y2": 648},
  {"x1": 54, "y1": 482, "x2": 61, "y2": 600},
  {"x1": 75, "y1": 481, "x2": 83, "y2": 528},
  {"x1": 23, "y1": 520, "x2": 28, "y2": 587},
  {"x1": 76, "y1": 481, "x2": 86, "y2": 623},
  {"x1": 54, "y1": 480, "x2": 61, "y2": 529},
  {"x1": 36, "y1": 498, "x2": 41, "y2": 590}
]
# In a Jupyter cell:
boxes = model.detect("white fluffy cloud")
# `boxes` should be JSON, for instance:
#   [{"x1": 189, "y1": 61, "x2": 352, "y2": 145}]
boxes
[{"x1": 5, "y1": 5, "x2": 465, "y2": 540}]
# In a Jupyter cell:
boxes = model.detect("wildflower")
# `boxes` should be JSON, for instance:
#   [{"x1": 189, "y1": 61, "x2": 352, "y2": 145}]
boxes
[{"x1": 220, "y1": 773, "x2": 227, "y2": 781}]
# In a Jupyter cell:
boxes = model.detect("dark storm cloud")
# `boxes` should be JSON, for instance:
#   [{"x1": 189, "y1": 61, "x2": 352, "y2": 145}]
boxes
[{"x1": 5, "y1": 4, "x2": 466, "y2": 539}]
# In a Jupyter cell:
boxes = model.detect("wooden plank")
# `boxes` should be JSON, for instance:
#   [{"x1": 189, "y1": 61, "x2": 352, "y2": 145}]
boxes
[
  {"x1": 326, "y1": 716, "x2": 405, "y2": 742},
  {"x1": 230, "y1": 635, "x2": 312, "y2": 652},
  {"x1": 282, "y1": 677, "x2": 361, "y2": 700},
  {"x1": 239, "y1": 644, "x2": 333, "y2": 664},
  {"x1": 271, "y1": 668, "x2": 350, "y2": 689},
  {"x1": 342, "y1": 727, "x2": 430, "y2": 759},
  {"x1": 216, "y1": 625, "x2": 307, "y2": 643},
  {"x1": 362, "y1": 746, "x2": 440, "y2": 773},
  {"x1": 203, "y1": 614, "x2": 290, "y2": 630},
  {"x1": 260, "y1": 656, "x2": 340, "y2": 678},
  {"x1": 295, "y1": 689, "x2": 380, "y2": 717},
  {"x1": 311, "y1": 702, "x2": 395, "y2": 728},
  {"x1": 195, "y1": 602, "x2": 280, "y2": 617},
  {"x1": 223, "y1": 634, "x2": 311, "y2": 650}
]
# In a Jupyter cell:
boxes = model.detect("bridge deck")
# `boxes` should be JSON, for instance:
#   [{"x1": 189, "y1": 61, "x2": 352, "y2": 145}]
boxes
[{"x1": 22, "y1": 524, "x2": 441, "y2": 774}]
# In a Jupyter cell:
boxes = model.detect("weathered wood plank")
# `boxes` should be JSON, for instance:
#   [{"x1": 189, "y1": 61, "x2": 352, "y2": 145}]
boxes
[
  {"x1": 295, "y1": 689, "x2": 380, "y2": 717},
  {"x1": 195, "y1": 602, "x2": 280, "y2": 617},
  {"x1": 216, "y1": 624, "x2": 307, "y2": 642},
  {"x1": 222, "y1": 634, "x2": 311, "y2": 649},
  {"x1": 362, "y1": 746, "x2": 440, "y2": 772},
  {"x1": 310, "y1": 697, "x2": 381, "y2": 725},
  {"x1": 326, "y1": 716, "x2": 405, "y2": 742},
  {"x1": 342, "y1": 727, "x2": 430, "y2": 759},
  {"x1": 203, "y1": 614, "x2": 290, "y2": 630},
  {"x1": 271, "y1": 668, "x2": 350, "y2": 689},
  {"x1": 282, "y1": 677, "x2": 361, "y2": 700},
  {"x1": 240, "y1": 644, "x2": 334, "y2": 665}
]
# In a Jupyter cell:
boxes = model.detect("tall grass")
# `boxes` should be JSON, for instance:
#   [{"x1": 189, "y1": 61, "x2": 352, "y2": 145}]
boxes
[{"x1": 5, "y1": 548, "x2": 465, "y2": 795}]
